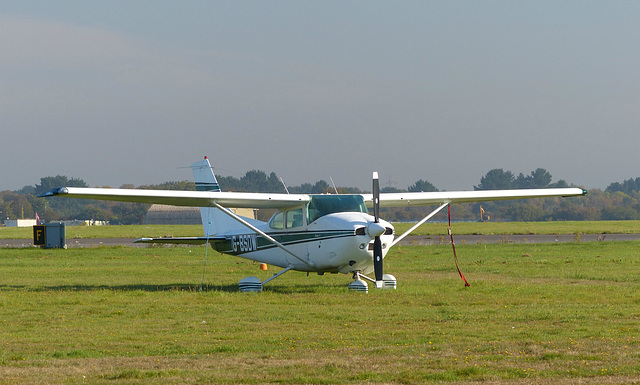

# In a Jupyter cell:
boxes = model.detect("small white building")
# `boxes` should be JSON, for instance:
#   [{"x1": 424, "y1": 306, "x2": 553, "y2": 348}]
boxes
[
  {"x1": 4, "y1": 219, "x2": 38, "y2": 227},
  {"x1": 60, "y1": 220, "x2": 109, "y2": 227},
  {"x1": 144, "y1": 205, "x2": 202, "y2": 225}
]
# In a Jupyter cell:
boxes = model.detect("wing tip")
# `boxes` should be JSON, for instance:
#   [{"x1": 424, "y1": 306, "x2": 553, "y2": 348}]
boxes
[{"x1": 38, "y1": 187, "x2": 69, "y2": 198}]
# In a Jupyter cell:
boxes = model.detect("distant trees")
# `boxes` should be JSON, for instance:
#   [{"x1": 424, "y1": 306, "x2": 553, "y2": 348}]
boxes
[
  {"x1": 472, "y1": 168, "x2": 575, "y2": 221},
  {"x1": 239, "y1": 170, "x2": 283, "y2": 193},
  {"x1": 471, "y1": 170, "x2": 640, "y2": 222},
  {"x1": 111, "y1": 203, "x2": 150, "y2": 225},
  {"x1": 0, "y1": 192, "x2": 33, "y2": 220},
  {"x1": 217, "y1": 171, "x2": 285, "y2": 193},
  {"x1": 517, "y1": 168, "x2": 552, "y2": 188},
  {"x1": 288, "y1": 180, "x2": 333, "y2": 194},
  {"x1": 0, "y1": 176, "x2": 150, "y2": 224},
  {"x1": 475, "y1": 169, "x2": 515, "y2": 190},
  {"x1": 606, "y1": 177, "x2": 640, "y2": 195},
  {"x1": 475, "y1": 168, "x2": 555, "y2": 190},
  {"x1": 408, "y1": 179, "x2": 438, "y2": 192}
]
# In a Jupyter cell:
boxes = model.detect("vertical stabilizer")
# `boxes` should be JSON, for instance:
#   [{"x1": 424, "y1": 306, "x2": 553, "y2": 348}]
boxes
[
  {"x1": 191, "y1": 157, "x2": 258, "y2": 237},
  {"x1": 191, "y1": 157, "x2": 221, "y2": 192},
  {"x1": 191, "y1": 157, "x2": 223, "y2": 236}
]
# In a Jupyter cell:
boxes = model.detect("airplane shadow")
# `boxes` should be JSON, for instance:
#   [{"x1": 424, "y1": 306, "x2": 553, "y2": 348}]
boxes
[
  {"x1": 0, "y1": 283, "x2": 240, "y2": 293},
  {"x1": 0, "y1": 282, "x2": 345, "y2": 293},
  {"x1": 265, "y1": 283, "x2": 345, "y2": 294}
]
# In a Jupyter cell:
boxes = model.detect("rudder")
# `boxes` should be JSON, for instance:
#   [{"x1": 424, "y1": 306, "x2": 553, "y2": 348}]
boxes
[
  {"x1": 191, "y1": 157, "x2": 254, "y2": 237},
  {"x1": 191, "y1": 157, "x2": 224, "y2": 236},
  {"x1": 191, "y1": 157, "x2": 221, "y2": 192}
]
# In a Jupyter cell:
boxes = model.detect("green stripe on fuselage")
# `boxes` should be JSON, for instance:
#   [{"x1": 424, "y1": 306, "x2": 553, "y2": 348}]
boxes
[{"x1": 214, "y1": 230, "x2": 355, "y2": 255}]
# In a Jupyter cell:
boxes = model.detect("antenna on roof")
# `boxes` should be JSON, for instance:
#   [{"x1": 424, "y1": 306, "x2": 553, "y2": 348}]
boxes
[
  {"x1": 329, "y1": 176, "x2": 339, "y2": 194},
  {"x1": 279, "y1": 177, "x2": 290, "y2": 194}
]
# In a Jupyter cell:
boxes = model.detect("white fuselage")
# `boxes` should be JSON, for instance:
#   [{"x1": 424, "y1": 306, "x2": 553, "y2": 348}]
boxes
[{"x1": 213, "y1": 211, "x2": 394, "y2": 275}]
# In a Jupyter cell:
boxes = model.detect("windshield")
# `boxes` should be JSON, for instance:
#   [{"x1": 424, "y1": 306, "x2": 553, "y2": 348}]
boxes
[{"x1": 307, "y1": 195, "x2": 368, "y2": 223}]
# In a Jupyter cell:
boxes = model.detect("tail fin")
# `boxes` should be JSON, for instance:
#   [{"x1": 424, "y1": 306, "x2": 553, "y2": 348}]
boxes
[
  {"x1": 191, "y1": 157, "x2": 257, "y2": 236},
  {"x1": 191, "y1": 157, "x2": 221, "y2": 192},
  {"x1": 191, "y1": 157, "x2": 222, "y2": 236}
]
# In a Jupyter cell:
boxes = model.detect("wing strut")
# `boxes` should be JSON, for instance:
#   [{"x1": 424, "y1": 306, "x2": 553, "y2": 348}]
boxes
[
  {"x1": 211, "y1": 202, "x2": 314, "y2": 268},
  {"x1": 391, "y1": 202, "x2": 450, "y2": 247},
  {"x1": 262, "y1": 266, "x2": 294, "y2": 285}
]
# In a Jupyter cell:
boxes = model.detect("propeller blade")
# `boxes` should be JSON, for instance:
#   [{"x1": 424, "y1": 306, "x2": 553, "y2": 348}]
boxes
[
  {"x1": 373, "y1": 236, "x2": 383, "y2": 282},
  {"x1": 372, "y1": 171, "x2": 383, "y2": 285},
  {"x1": 373, "y1": 172, "x2": 380, "y2": 223}
]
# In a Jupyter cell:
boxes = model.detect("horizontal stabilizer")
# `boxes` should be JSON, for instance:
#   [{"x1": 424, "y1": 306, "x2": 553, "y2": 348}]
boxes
[{"x1": 134, "y1": 236, "x2": 226, "y2": 245}]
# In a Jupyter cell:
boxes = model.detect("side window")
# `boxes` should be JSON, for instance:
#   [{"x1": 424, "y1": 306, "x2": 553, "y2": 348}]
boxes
[
  {"x1": 269, "y1": 212, "x2": 284, "y2": 230},
  {"x1": 286, "y1": 209, "x2": 304, "y2": 229}
]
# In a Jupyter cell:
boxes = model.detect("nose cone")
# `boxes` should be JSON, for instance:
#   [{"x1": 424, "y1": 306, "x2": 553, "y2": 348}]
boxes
[{"x1": 368, "y1": 222, "x2": 386, "y2": 238}]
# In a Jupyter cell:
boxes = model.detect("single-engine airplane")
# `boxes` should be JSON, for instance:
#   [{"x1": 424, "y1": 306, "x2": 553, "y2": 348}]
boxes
[{"x1": 40, "y1": 157, "x2": 586, "y2": 292}]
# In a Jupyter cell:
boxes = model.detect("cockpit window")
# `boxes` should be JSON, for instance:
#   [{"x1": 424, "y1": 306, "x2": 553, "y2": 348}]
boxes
[
  {"x1": 269, "y1": 208, "x2": 304, "y2": 230},
  {"x1": 286, "y1": 208, "x2": 304, "y2": 228},
  {"x1": 307, "y1": 195, "x2": 368, "y2": 223},
  {"x1": 270, "y1": 196, "x2": 367, "y2": 229}
]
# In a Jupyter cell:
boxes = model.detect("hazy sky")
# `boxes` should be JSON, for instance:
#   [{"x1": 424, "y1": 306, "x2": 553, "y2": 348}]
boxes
[{"x1": 2, "y1": 1, "x2": 639, "y2": 192}]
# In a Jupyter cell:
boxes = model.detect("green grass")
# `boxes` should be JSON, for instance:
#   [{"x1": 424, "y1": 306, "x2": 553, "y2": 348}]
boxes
[
  {"x1": 392, "y1": 220, "x2": 640, "y2": 236},
  {"x1": 1, "y1": 241, "x2": 639, "y2": 384},
  {"x1": 3, "y1": 220, "x2": 640, "y2": 240},
  {"x1": 0, "y1": 224, "x2": 203, "y2": 239}
]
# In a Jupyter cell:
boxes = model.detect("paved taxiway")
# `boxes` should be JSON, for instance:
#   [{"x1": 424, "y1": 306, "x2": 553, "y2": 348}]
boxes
[{"x1": 3, "y1": 234, "x2": 640, "y2": 248}]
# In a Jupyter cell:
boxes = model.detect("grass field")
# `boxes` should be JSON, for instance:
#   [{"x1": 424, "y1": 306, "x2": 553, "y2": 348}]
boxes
[
  {"x1": 3, "y1": 220, "x2": 640, "y2": 240},
  {"x1": 1, "y1": 239, "x2": 639, "y2": 384}
]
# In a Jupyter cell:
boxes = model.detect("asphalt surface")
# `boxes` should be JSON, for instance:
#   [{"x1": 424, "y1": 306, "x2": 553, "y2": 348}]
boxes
[
  {"x1": 395, "y1": 233, "x2": 640, "y2": 245},
  {"x1": 3, "y1": 234, "x2": 640, "y2": 248}
]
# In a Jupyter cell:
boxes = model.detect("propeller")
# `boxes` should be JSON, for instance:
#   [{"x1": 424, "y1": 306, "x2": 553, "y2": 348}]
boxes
[{"x1": 372, "y1": 172, "x2": 384, "y2": 288}]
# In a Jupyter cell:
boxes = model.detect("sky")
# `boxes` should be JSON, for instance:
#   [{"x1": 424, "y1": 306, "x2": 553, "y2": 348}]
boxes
[{"x1": 2, "y1": 1, "x2": 639, "y2": 192}]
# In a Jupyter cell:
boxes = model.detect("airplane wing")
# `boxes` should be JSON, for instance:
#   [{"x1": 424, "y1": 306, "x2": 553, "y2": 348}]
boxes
[
  {"x1": 39, "y1": 187, "x2": 310, "y2": 209},
  {"x1": 362, "y1": 187, "x2": 587, "y2": 207},
  {"x1": 40, "y1": 186, "x2": 586, "y2": 209}
]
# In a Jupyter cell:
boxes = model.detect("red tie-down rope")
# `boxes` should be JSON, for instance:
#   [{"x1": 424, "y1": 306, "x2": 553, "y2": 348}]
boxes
[{"x1": 448, "y1": 204, "x2": 470, "y2": 287}]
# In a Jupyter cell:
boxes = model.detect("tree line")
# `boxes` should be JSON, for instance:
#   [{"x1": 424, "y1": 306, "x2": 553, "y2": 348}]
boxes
[{"x1": 3, "y1": 168, "x2": 640, "y2": 225}]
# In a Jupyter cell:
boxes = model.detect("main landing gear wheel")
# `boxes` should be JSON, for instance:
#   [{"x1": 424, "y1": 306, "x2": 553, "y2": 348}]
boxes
[
  {"x1": 348, "y1": 278, "x2": 369, "y2": 293},
  {"x1": 239, "y1": 276, "x2": 262, "y2": 292},
  {"x1": 238, "y1": 267, "x2": 293, "y2": 292}
]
